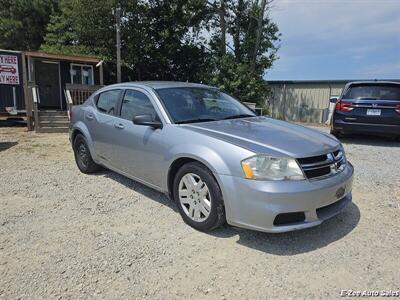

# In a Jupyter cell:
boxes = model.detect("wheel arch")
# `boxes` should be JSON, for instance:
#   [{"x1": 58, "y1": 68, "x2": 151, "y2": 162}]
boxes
[
  {"x1": 166, "y1": 156, "x2": 224, "y2": 200},
  {"x1": 71, "y1": 128, "x2": 84, "y2": 144},
  {"x1": 71, "y1": 122, "x2": 97, "y2": 160}
]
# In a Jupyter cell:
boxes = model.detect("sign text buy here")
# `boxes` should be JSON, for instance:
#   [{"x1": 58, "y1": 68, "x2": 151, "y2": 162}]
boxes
[{"x1": 0, "y1": 55, "x2": 20, "y2": 85}]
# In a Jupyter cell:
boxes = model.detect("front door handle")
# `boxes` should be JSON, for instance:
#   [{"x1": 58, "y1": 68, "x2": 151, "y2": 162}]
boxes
[
  {"x1": 114, "y1": 123, "x2": 124, "y2": 129},
  {"x1": 86, "y1": 114, "x2": 94, "y2": 120}
]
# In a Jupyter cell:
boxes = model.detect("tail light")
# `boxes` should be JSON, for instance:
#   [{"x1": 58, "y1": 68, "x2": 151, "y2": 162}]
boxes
[
  {"x1": 395, "y1": 105, "x2": 400, "y2": 114},
  {"x1": 335, "y1": 101, "x2": 354, "y2": 112}
]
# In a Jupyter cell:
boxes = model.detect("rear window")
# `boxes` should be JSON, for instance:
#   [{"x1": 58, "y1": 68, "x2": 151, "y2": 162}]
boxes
[
  {"x1": 343, "y1": 84, "x2": 400, "y2": 101},
  {"x1": 96, "y1": 89, "x2": 121, "y2": 115}
]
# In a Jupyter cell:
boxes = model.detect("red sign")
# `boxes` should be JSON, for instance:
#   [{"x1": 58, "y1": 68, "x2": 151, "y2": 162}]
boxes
[{"x1": 0, "y1": 55, "x2": 20, "y2": 85}]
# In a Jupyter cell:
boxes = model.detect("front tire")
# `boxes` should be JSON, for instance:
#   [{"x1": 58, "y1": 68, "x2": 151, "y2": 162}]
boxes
[
  {"x1": 173, "y1": 162, "x2": 226, "y2": 232},
  {"x1": 73, "y1": 134, "x2": 100, "y2": 174}
]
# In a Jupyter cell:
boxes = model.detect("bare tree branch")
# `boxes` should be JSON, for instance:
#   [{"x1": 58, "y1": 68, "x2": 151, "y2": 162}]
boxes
[{"x1": 250, "y1": 0, "x2": 269, "y2": 73}]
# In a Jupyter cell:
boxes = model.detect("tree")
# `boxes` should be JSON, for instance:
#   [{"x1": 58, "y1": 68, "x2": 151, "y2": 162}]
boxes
[
  {"x1": 0, "y1": 0, "x2": 58, "y2": 50},
  {"x1": 41, "y1": 0, "x2": 279, "y2": 104},
  {"x1": 206, "y1": 0, "x2": 280, "y2": 106},
  {"x1": 42, "y1": 0, "x2": 211, "y2": 83},
  {"x1": 122, "y1": 0, "x2": 211, "y2": 82},
  {"x1": 42, "y1": 0, "x2": 116, "y2": 58}
]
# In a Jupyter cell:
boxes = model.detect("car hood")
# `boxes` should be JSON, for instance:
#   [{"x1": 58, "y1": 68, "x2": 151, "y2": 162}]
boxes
[{"x1": 182, "y1": 117, "x2": 339, "y2": 158}]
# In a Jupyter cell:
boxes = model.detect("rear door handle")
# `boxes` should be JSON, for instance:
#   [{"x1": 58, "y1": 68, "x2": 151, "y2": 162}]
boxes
[
  {"x1": 86, "y1": 114, "x2": 94, "y2": 120},
  {"x1": 114, "y1": 123, "x2": 124, "y2": 129}
]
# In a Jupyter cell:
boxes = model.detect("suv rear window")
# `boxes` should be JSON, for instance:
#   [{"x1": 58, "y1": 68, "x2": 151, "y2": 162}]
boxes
[{"x1": 343, "y1": 84, "x2": 400, "y2": 101}]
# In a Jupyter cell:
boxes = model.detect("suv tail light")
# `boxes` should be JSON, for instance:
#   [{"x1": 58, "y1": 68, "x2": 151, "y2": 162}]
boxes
[{"x1": 335, "y1": 101, "x2": 354, "y2": 112}]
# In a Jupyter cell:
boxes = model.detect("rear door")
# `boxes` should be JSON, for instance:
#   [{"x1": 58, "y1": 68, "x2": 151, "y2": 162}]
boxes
[
  {"x1": 341, "y1": 83, "x2": 400, "y2": 125},
  {"x1": 85, "y1": 89, "x2": 122, "y2": 165}
]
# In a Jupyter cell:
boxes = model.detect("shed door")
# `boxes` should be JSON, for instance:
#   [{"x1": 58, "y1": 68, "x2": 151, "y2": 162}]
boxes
[{"x1": 35, "y1": 61, "x2": 61, "y2": 109}]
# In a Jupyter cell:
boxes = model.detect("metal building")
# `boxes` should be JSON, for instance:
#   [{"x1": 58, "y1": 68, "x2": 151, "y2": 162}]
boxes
[
  {"x1": 266, "y1": 80, "x2": 349, "y2": 123},
  {"x1": 266, "y1": 79, "x2": 400, "y2": 123}
]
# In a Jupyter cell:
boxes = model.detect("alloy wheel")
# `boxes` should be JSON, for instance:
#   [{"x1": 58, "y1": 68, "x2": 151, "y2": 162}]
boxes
[
  {"x1": 77, "y1": 143, "x2": 88, "y2": 168},
  {"x1": 178, "y1": 173, "x2": 212, "y2": 222}
]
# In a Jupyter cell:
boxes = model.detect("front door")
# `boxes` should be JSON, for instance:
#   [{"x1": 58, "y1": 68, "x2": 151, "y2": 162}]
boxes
[
  {"x1": 111, "y1": 88, "x2": 166, "y2": 188},
  {"x1": 34, "y1": 61, "x2": 61, "y2": 109}
]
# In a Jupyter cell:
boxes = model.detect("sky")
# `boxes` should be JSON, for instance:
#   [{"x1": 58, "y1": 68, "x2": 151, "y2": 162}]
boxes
[{"x1": 267, "y1": 0, "x2": 400, "y2": 80}]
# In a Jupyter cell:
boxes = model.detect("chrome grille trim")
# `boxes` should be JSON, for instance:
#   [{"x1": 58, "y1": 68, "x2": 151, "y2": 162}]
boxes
[
  {"x1": 301, "y1": 156, "x2": 345, "y2": 170},
  {"x1": 297, "y1": 150, "x2": 346, "y2": 180}
]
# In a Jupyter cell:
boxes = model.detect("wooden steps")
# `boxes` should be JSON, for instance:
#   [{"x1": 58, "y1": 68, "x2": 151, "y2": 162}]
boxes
[{"x1": 36, "y1": 110, "x2": 69, "y2": 133}]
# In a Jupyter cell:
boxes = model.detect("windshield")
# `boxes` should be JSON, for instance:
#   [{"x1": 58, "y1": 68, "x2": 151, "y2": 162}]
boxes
[
  {"x1": 343, "y1": 84, "x2": 400, "y2": 101},
  {"x1": 155, "y1": 87, "x2": 256, "y2": 124}
]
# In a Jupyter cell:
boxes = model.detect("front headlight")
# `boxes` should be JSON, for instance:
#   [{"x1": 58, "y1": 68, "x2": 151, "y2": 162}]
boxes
[{"x1": 241, "y1": 155, "x2": 305, "y2": 180}]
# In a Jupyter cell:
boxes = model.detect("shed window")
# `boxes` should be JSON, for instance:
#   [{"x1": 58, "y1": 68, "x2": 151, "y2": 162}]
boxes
[{"x1": 70, "y1": 64, "x2": 94, "y2": 85}]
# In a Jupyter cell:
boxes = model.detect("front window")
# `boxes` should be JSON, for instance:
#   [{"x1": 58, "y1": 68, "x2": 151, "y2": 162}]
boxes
[
  {"x1": 343, "y1": 83, "x2": 400, "y2": 101},
  {"x1": 155, "y1": 87, "x2": 255, "y2": 124},
  {"x1": 70, "y1": 64, "x2": 94, "y2": 85},
  {"x1": 120, "y1": 90, "x2": 158, "y2": 121}
]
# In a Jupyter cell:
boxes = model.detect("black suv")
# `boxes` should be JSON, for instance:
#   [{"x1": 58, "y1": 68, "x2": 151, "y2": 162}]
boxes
[{"x1": 331, "y1": 81, "x2": 400, "y2": 139}]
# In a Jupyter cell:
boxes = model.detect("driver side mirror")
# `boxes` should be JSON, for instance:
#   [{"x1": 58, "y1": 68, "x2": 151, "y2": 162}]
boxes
[{"x1": 132, "y1": 114, "x2": 163, "y2": 129}]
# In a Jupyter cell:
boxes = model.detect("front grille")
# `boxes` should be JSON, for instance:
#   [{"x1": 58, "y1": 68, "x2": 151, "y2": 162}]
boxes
[{"x1": 297, "y1": 149, "x2": 346, "y2": 180}]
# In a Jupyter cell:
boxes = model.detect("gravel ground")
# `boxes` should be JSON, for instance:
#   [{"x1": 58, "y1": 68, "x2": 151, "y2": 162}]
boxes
[{"x1": 0, "y1": 125, "x2": 399, "y2": 299}]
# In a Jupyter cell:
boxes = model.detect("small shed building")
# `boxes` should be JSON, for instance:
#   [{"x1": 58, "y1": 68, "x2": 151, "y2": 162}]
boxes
[{"x1": 0, "y1": 49, "x2": 104, "y2": 131}]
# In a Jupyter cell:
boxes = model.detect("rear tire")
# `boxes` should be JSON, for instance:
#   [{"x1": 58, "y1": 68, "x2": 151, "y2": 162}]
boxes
[
  {"x1": 173, "y1": 162, "x2": 226, "y2": 232},
  {"x1": 73, "y1": 134, "x2": 100, "y2": 174}
]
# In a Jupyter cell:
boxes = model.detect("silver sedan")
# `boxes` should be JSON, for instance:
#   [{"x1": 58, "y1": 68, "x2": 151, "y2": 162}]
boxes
[{"x1": 70, "y1": 82, "x2": 354, "y2": 233}]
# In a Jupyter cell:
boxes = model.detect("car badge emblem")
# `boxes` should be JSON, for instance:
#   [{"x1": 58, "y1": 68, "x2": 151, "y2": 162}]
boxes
[{"x1": 372, "y1": 103, "x2": 378, "y2": 107}]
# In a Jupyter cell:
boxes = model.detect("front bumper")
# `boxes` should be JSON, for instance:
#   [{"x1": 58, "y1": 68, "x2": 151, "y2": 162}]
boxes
[{"x1": 218, "y1": 162, "x2": 354, "y2": 233}]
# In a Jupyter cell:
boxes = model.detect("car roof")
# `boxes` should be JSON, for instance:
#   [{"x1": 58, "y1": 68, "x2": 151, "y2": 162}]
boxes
[
  {"x1": 104, "y1": 81, "x2": 216, "y2": 90},
  {"x1": 342, "y1": 81, "x2": 400, "y2": 93},
  {"x1": 345, "y1": 80, "x2": 400, "y2": 87}
]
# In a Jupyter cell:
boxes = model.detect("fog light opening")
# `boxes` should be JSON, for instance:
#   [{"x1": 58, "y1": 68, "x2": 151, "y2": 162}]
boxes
[{"x1": 273, "y1": 212, "x2": 306, "y2": 226}]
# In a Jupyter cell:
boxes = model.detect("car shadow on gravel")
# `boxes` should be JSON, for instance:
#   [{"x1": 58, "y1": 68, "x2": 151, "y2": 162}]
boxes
[
  {"x1": 95, "y1": 170, "x2": 360, "y2": 255},
  {"x1": 211, "y1": 202, "x2": 360, "y2": 255},
  {"x1": 339, "y1": 134, "x2": 399, "y2": 147},
  {"x1": 97, "y1": 170, "x2": 177, "y2": 212}
]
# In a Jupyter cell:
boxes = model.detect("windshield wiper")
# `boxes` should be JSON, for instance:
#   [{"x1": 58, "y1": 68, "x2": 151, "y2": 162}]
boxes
[
  {"x1": 222, "y1": 114, "x2": 256, "y2": 120},
  {"x1": 176, "y1": 118, "x2": 217, "y2": 124}
]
